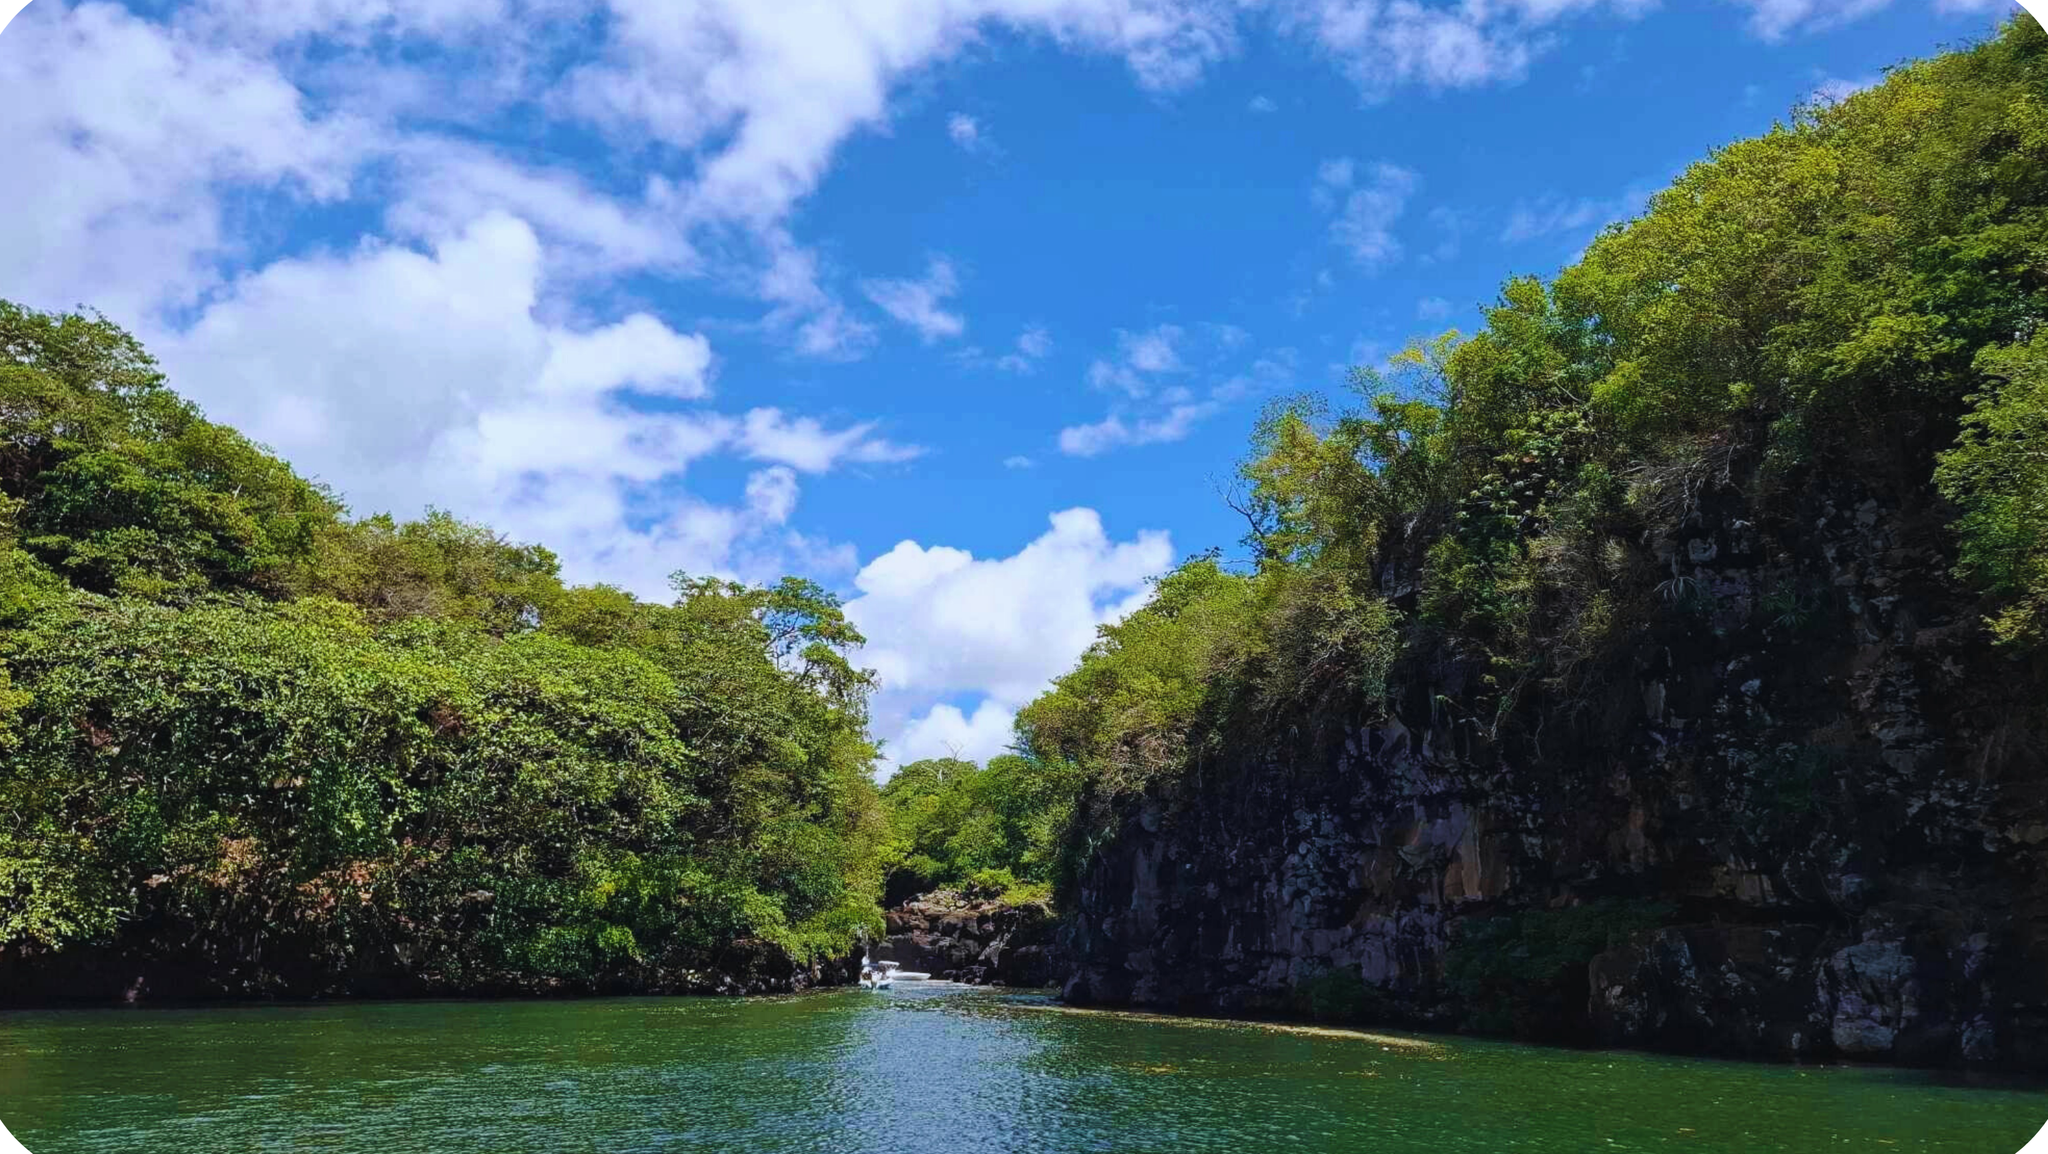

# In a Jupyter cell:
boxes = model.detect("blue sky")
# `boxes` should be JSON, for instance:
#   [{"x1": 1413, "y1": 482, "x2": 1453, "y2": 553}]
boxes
[{"x1": 0, "y1": 0, "x2": 2027, "y2": 770}]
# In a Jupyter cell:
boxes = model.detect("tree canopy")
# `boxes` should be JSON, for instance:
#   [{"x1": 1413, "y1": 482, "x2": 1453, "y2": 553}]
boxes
[{"x1": 0, "y1": 303, "x2": 887, "y2": 994}]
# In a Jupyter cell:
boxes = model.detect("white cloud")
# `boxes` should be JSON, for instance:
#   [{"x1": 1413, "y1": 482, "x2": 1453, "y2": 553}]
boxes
[
  {"x1": 736, "y1": 408, "x2": 924, "y2": 473},
  {"x1": 1086, "y1": 324, "x2": 1186, "y2": 396},
  {"x1": 1215, "y1": 348, "x2": 1300, "y2": 403},
  {"x1": 538, "y1": 315, "x2": 714, "y2": 399},
  {"x1": 11, "y1": 0, "x2": 1975, "y2": 380},
  {"x1": 1313, "y1": 157, "x2": 1358, "y2": 204},
  {"x1": 0, "y1": 0, "x2": 699, "y2": 335},
  {"x1": 1726, "y1": 0, "x2": 1890, "y2": 40},
  {"x1": 384, "y1": 142, "x2": 697, "y2": 282},
  {"x1": 1003, "y1": 455, "x2": 1037, "y2": 469},
  {"x1": 1329, "y1": 336, "x2": 1387, "y2": 382},
  {"x1": 861, "y1": 256, "x2": 967, "y2": 343},
  {"x1": 1284, "y1": 0, "x2": 1961, "y2": 97},
  {"x1": 745, "y1": 465, "x2": 802, "y2": 525},
  {"x1": 1725, "y1": 0, "x2": 2012, "y2": 40},
  {"x1": 1316, "y1": 157, "x2": 1419, "y2": 269},
  {"x1": 1421, "y1": 204, "x2": 1468, "y2": 264},
  {"x1": 159, "y1": 212, "x2": 894, "y2": 597},
  {"x1": 757, "y1": 228, "x2": 881, "y2": 361},
  {"x1": 1207, "y1": 323, "x2": 1252, "y2": 351},
  {"x1": 166, "y1": 213, "x2": 558, "y2": 508},
  {"x1": 1284, "y1": 0, "x2": 1659, "y2": 95},
  {"x1": 562, "y1": 0, "x2": 1242, "y2": 231},
  {"x1": 0, "y1": 0, "x2": 1210, "y2": 372},
  {"x1": 1248, "y1": 93, "x2": 1279, "y2": 112},
  {"x1": 1063, "y1": 321, "x2": 1273, "y2": 455},
  {"x1": 175, "y1": 0, "x2": 519, "y2": 49},
  {"x1": 1501, "y1": 196, "x2": 1608, "y2": 243},
  {"x1": 996, "y1": 325, "x2": 1054, "y2": 373},
  {"x1": 947, "y1": 111, "x2": 994, "y2": 154},
  {"x1": 1500, "y1": 182, "x2": 1659, "y2": 244},
  {"x1": 846, "y1": 508, "x2": 1173, "y2": 770},
  {"x1": 1057, "y1": 400, "x2": 1222, "y2": 457},
  {"x1": 1416, "y1": 296, "x2": 1454, "y2": 322},
  {"x1": 0, "y1": 2, "x2": 370, "y2": 322},
  {"x1": 885, "y1": 700, "x2": 1019, "y2": 769},
  {"x1": 794, "y1": 305, "x2": 882, "y2": 361},
  {"x1": 1057, "y1": 416, "x2": 1132, "y2": 458},
  {"x1": 1125, "y1": 326, "x2": 1186, "y2": 372},
  {"x1": 5, "y1": 0, "x2": 1991, "y2": 360},
  {"x1": 1812, "y1": 72, "x2": 1881, "y2": 103}
]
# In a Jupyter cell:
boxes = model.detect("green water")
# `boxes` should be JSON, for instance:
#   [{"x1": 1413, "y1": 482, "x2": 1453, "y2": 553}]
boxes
[{"x1": 2, "y1": 986, "x2": 2043, "y2": 1153}]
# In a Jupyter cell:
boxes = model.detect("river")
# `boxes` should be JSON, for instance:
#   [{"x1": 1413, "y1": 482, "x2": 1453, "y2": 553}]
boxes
[{"x1": 2, "y1": 984, "x2": 2043, "y2": 1152}]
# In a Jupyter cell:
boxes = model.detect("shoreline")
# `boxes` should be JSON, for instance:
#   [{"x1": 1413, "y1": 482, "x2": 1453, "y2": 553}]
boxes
[{"x1": 11, "y1": 983, "x2": 2044, "y2": 1090}]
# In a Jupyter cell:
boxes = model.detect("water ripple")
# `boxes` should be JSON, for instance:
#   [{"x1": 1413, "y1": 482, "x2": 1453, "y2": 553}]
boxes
[{"x1": 0, "y1": 988, "x2": 2042, "y2": 1153}]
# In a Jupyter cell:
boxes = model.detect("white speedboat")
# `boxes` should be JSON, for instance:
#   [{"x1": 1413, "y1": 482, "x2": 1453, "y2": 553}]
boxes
[{"x1": 859, "y1": 957, "x2": 931, "y2": 988}]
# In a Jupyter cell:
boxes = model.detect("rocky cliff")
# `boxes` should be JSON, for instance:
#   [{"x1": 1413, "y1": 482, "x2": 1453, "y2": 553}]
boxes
[
  {"x1": 1060, "y1": 465, "x2": 2048, "y2": 1072},
  {"x1": 874, "y1": 891, "x2": 1063, "y2": 986}
]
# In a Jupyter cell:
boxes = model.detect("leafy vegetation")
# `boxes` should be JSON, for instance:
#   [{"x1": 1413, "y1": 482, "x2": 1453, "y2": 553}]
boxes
[
  {"x1": 1021, "y1": 18, "x2": 2048, "y2": 901},
  {"x1": 0, "y1": 303, "x2": 885, "y2": 994},
  {"x1": 1936, "y1": 332, "x2": 2048, "y2": 645},
  {"x1": 875, "y1": 754, "x2": 1078, "y2": 905}
]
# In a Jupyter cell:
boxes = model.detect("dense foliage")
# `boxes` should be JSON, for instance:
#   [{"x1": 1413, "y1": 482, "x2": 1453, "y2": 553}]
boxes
[
  {"x1": 876, "y1": 754, "x2": 1080, "y2": 904},
  {"x1": 0, "y1": 304, "x2": 885, "y2": 995},
  {"x1": 1935, "y1": 332, "x2": 2048, "y2": 644},
  {"x1": 1022, "y1": 18, "x2": 2048, "y2": 887}
]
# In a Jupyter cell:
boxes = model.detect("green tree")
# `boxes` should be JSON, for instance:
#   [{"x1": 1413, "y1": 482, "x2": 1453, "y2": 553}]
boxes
[
  {"x1": 0, "y1": 303, "x2": 340, "y2": 601},
  {"x1": 1936, "y1": 333, "x2": 2048, "y2": 645},
  {"x1": 0, "y1": 302, "x2": 891, "y2": 994}
]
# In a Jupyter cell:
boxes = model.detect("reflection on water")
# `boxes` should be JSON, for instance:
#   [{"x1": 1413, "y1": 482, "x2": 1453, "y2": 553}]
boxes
[{"x1": 2, "y1": 983, "x2": 2043, "y2": 1153}]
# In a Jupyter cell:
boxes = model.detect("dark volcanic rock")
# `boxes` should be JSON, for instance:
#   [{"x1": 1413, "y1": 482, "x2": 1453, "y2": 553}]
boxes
[
  {"x1": 1061, "y1": 473, "x2": 2048, "y2": 1073},
  {"x1": 871, "y1": 891, "x2": 1063, "y2": 986}
]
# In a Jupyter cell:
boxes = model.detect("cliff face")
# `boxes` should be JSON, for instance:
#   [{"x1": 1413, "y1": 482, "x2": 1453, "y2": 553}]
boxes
[
  {"x1": 1061, "y1": 467, "x2": 2048, "y2": 1071},
  {"x1": 873, "y1": 892, "x2": 1064, "y2": 986}
]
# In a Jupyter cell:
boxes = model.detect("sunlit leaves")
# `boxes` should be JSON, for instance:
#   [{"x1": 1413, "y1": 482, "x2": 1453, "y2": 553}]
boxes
[
  {"x1": 0, "y1": 303, "x2": 889, "y2": 988},
  {"x1": 1937, "y1": 333, "x2": 2048, "y2": 645}
]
